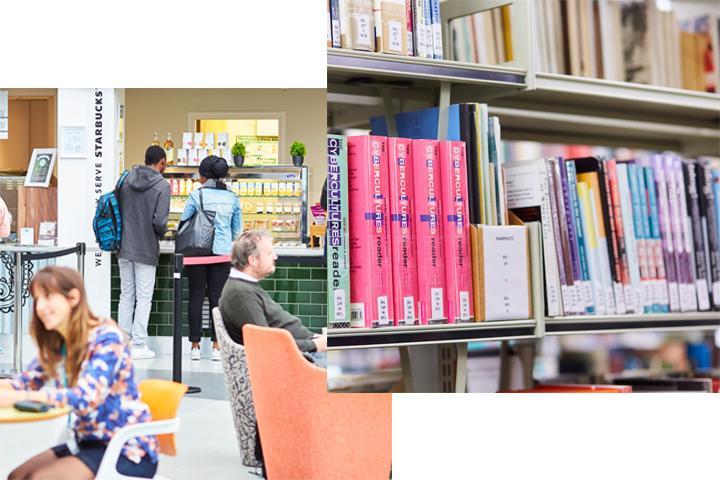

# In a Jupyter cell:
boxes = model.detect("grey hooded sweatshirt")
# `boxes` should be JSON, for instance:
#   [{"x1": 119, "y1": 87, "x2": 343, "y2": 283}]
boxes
[{"x1": 117, "y1": 165, "x2": 170, "y2": 266}]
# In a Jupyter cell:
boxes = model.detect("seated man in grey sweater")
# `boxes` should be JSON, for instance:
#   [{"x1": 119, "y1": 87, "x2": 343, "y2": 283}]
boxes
[{"x1": 219, "y1": 229, "x2": 327, "y2": 367}]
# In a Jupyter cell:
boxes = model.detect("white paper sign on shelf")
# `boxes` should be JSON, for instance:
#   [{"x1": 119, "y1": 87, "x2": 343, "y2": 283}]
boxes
[{"x1": 60, "y1": 126, "x2": 87, "y2": 157}]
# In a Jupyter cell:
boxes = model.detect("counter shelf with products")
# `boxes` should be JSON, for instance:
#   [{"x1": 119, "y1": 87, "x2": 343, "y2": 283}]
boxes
[{"x1": 163, "y1": 165, "x2": 310, "y2": 247}]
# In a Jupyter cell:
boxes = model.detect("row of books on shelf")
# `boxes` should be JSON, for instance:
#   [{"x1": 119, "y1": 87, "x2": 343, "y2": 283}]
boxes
[
  {"x1": 534, "y1": 0, "x2": 719, "y2": 92},
  {"x1": 328, "y1": 0, "x2": 445, "y2": 58},
  {"x1": 368, "y1": 102, "x2": 720, "y2": 317},
  {"x1": 327, "y1": 0, "x2": 514, "y2": 61},
  {"x1": 505, "y1": 154, "x2": 720, "y2": 317},
  {"x1": 326, "y1": 134, "x2": 531, "y2": 329},
  {"x1": 509, "y1": 375, "x2": 720, "y2": 393}
]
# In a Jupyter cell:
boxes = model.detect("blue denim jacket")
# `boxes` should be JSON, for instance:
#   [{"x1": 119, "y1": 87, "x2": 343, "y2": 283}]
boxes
[{"x1": 180, "y1": 181, "x2": 241, "y2": 255}]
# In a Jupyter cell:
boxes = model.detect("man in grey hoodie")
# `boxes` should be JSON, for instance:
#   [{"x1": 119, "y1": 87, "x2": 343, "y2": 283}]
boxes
[{"x1": 117, "y1": 145, "x2": 170, "y2": 359}]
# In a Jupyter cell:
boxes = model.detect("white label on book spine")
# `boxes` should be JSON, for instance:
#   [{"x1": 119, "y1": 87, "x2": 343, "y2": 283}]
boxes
[
  {"x1": 389, "y1": 21, "x2": 402, "y2": 52},
  {"x1": 332, "y1": 20, "x2": 341, "y2": 47},
  {"x1": 561, "y1": 285, "x2": 572, "y2": 315},
  {"x1": 668, "y1": 282, "x2": 680, "y2": 311},
  {"x1": 431, "y1": 287, "x2": 444, "y2": 320},
  {"x1": 713, "y1": 282, "x2": 720, "y2": 308},
  {"x1": 679, "y1": 284, "x2": 689, "y2": 312},
  {"x1": 357, "y1": 15, "x2": 372, "y2": 44},
  {"x1": 377, "y1": 296, "x2": 390, "y2": 324},
  {"x1": 350, "y1": 303, "x2": 365, "y2": 328},
  {"x1": 333, "y1": 289, "x2": 346, "y2": 322},
  {"x1": 459, "y1": 291, "x2": 471, "y2": 321},
  {"x1": 643, "y1": 281, "x2": 654, "y2": 310},
  {"x1": 574, "y1": 285, "x2": 585, "y2": 315},
  {"x1": 403, "y1": 296, "x2": 416, "y2": 323},
  {"x1": 624, "y1": 285, "x2": 635, "y2": 313},
  {"x1": 604, "y1": 287, "x2": 616, "y2": 315},
  {"x1": 582, "y1": 281, "x2": 594, "y2": 312},
  {"x1": 696, "y1": 280, "x2": 710, "y2": 311},
  {"x1": 613, "y1": 283, "x2": 626, "y2": 314},
  {"x1": 657, "y1": 280, "x2": 669, "y2": 308},
  {"x1": 594, "y1": 284, "x2": 606, "y2": 315},
  {"x1": 688, "y1": 284, "x2": 698, "y2": 311},
  {"x1": 633, "y1": 285, "x2": 643, "y2": 314}
]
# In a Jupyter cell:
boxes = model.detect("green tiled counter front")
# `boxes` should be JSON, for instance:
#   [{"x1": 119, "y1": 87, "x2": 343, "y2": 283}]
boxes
[{"x1": 111, "y1": 255, "x2": 327, "y2": 336}]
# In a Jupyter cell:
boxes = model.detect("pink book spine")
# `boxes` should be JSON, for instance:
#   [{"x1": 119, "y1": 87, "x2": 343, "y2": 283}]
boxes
[
  {"x1": 388, "y1": 137, "x2": 419, "y2": 325},
  {"x1": 439, "y1": 140, "x2": 474, "y2": 323},
  {"x1": 412, "y1": 139, "x2": 447, "y2": 324},
  {"x1": 348, "y1": 136, "x2": 395, "y2": 327}
]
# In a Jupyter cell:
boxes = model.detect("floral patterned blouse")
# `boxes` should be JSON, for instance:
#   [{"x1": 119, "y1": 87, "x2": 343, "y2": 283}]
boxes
[{"x1": 11, "y1": 320, "x2": 159, "y2": 464}]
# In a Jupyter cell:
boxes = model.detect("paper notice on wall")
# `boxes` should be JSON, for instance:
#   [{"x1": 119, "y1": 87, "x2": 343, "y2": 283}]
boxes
[
  {"x1": 0, "y1": 90, "x2": 8, "y2": 140},
  {"x1": 60, "y1": 126, "x2": 87, "y2": 157}
]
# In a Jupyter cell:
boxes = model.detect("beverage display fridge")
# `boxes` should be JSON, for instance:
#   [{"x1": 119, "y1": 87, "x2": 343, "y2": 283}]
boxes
[{"x1": 163, "y1": 165, "x2": 309, "y2": 247}]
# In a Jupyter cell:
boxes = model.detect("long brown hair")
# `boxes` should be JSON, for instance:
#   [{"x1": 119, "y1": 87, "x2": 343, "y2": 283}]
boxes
[{"x1": 29, "y1": 266, "x2": 99, "y2": 386}]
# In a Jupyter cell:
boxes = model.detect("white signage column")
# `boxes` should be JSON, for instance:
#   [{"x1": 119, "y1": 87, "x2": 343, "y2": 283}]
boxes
[{"x1": 57, "y1": 88, "x2": 125, "y2": 317}]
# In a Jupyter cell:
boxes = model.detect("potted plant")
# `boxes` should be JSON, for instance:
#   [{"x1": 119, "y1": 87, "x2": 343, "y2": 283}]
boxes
[
  {"x1": 231, "y1": 142, "x2": 246, "y2": 167},
  {"x1": 290, "y1": 141, "x2": 306, "y2": 167}
]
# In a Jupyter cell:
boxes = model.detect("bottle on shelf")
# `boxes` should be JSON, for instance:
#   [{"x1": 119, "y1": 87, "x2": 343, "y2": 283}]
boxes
[
  {"x1": 164, "y1": 133, "x2": 175, "y2": 165},
  {"x1": 152, "y1": 132, "x2": 160, "y2": 146}
]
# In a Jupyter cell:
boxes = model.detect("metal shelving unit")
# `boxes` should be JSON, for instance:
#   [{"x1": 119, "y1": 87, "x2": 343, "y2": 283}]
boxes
[
  {"x1": 326, "y1": 0, "x2": 720, "y2": 391},
  {"x1": 327, "y1": 0, "x2": 720, "y2": 155},
  {"x1": 329, "y1": 320, "x2": 538, "y2": 350},
  {"x1": 545, "y1": 312, "x2": 720, "y2": 336}
]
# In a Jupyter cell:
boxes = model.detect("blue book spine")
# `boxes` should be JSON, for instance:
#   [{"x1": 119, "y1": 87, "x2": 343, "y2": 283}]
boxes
[
  {"x1": 635, "y1": 165, "x2": 659, "y2": 312},
  {"x1": 430, "y1": 0, "x2": 443, "y2": 59},
  {"x1": 644, "y1": 166, "x2": 669, "y2": 312},
  {"x1": 566, "y1": 161, "x2": 594, "y2": 314},
  {"x1": 423, "y1": 0, "x2": 433, "y2": 59},
  {"x1": 627, "y1": 163, "x2": 651, "y2": 313},
  {"x1": 330, "y1": 0, "x2": 341, "y2": 48},
  {"x1": 560, "y1": 158, "x2": 583, "y2": 302},
  {"x1": 370, "y1": 104, "x2": 461, "y2": 140}
]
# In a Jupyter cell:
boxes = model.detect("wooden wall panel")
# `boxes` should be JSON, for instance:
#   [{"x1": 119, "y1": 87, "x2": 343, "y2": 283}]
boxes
[{"x1": 17, "y1": 186, "x2": 57, "y2": 244}]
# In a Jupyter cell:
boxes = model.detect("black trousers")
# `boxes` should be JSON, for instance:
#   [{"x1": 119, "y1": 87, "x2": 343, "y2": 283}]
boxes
[{"x1": 186, "y1": 262, "x2": 230, "y2": 343}]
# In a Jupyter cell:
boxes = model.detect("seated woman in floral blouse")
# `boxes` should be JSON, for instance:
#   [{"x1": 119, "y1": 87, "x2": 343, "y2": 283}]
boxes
[{"x1": 0, "y1": 266, "x2": 159, "y2": 479}]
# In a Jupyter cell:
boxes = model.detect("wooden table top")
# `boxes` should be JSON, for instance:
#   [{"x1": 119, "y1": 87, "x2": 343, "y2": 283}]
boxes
[{"x1": 0, "y1": 406, "x2": 70, "y2": 424}]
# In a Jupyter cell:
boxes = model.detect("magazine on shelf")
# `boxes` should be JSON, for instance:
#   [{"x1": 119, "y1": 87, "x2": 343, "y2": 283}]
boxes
[
  {"x1": 327, "y1": 135, "x2": 351, "y2": 327},
  {"x1": 505, "y1": 159, "x2": 563, "y2": 316},
  {"x1": 412, "y1": 139, "x2": 447, "y2": 324},
  {"x1": 439, "y1": 140, "x2": 473, "y2": 323},
  {"x1": 340, "y1": 0, "x2": 375, "y2": 51},
  {"x1": 374, "y1": 0, "x2": 408, "y2": 55},
  {"x1": 640, "y1": 159, "x2": 670, "y2": 312},
  {"x1": 682, "y1": 159, "x2": 710, "y2": 311},
  {"x1": 651, "y1": 155, "x2": 681, "y2": 312},
  {"x1": 387, "y1": 137, "x2": 419, "y2": 325},
  {"x1": 347, "y1": 136, "x2": 394, "y2": 328},
  {"x1": 566, "y1": 159, "x2": 595, "y2": 314},
  {"x1": 697, "y1": 160, "x2": 720, "y2": 308}
]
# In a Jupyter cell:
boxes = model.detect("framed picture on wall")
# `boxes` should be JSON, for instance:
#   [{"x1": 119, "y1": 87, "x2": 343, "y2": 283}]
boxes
[{"x1": 24, "y1": 148, "x2": 57, "y2": 188}]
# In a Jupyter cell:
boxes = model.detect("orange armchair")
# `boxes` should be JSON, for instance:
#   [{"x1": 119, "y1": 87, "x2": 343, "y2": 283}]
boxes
[{"x1": 242, "y1": 324, "x2": 392, "y2": 480}]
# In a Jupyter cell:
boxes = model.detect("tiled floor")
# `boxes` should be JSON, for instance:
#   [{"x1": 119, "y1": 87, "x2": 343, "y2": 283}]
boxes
[{"x1": 157, "y1": 396, "x2": 261, "y2": 479}]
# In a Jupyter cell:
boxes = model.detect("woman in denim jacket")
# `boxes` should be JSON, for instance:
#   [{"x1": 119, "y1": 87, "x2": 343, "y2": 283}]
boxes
[{"x1": 180, "y1": 156, "x2": 241, "y2": 361}]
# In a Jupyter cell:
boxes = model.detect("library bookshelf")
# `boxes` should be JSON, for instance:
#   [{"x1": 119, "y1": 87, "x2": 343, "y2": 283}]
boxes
[{"x1": 326, "y1": 0, "x2": 720, "y2": 392}]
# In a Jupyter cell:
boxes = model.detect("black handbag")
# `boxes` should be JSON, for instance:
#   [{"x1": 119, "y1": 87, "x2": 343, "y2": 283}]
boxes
[{"x1": 175, "y1": 189, "x2": 216, "y2": 256}]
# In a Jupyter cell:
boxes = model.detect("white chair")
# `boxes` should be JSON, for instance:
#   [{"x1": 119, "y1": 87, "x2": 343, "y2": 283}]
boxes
[{"x1": 95, "y1": 379, "x2": 188, "y2": 480}]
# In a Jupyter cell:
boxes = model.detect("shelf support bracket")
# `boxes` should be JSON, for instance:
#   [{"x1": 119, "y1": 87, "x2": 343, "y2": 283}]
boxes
[
  {"x1": 399, "y1": 346, "x2": 414, "y2": 392},
  {"x1": 437, "y1": 81, "x2": 451, "y2": 141}
]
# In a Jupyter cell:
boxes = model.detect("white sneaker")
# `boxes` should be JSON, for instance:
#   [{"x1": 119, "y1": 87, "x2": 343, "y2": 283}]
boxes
[
  {"x1": 190, "y1": 347, "x2": 201, "y2": 361},
  {"x1": 211, "y1": 347, "x2": 222, "y2": 362},
  {"x1": 131, "y1": 345, "x2": 156, "y2": 360}
]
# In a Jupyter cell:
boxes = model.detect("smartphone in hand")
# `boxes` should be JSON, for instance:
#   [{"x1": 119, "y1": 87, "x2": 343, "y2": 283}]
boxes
[{"x1": 14, "y1": 400, "x2": 50, "y2": 413}]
